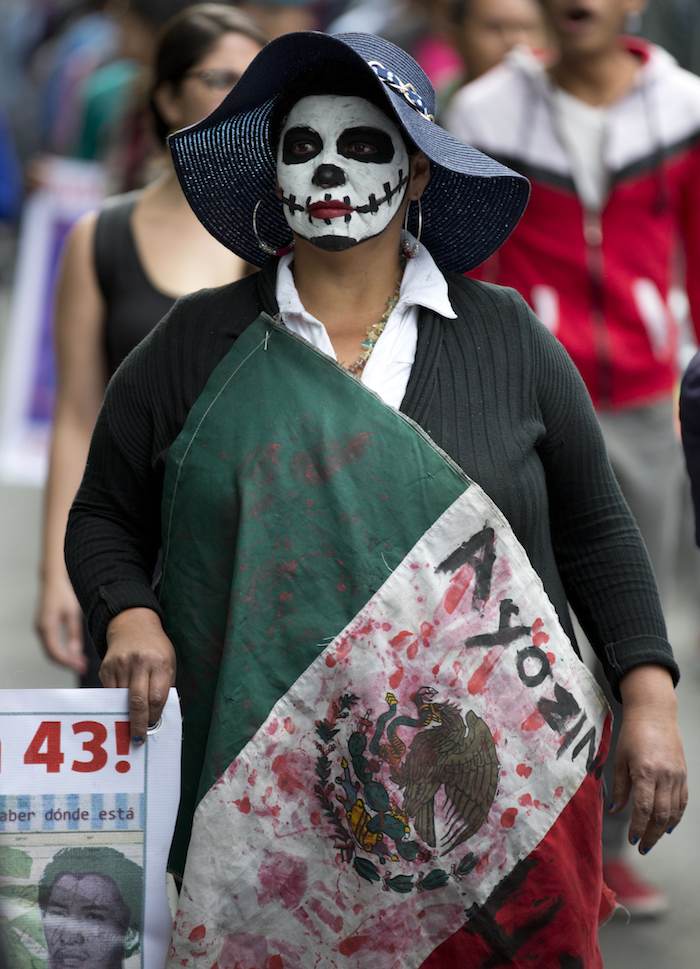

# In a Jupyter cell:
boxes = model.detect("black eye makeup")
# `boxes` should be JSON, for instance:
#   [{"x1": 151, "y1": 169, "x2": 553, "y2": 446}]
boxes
[
  {"x1": 282, "y1": 126, "x2": 323, "y2": 164},
  {"x1": 337, "y1": 127, "x2": 395, "y2": 164}
]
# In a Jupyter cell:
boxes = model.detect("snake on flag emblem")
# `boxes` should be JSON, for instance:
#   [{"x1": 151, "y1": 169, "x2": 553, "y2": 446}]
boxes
[{"x1": 315, "y1": 686, "x2": 499, "y2": 885}]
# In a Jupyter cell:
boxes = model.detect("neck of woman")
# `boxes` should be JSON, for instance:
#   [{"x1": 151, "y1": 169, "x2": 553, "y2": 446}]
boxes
[
  {"x1": 142, "y1": 164, "x2": 192, "y2": 211},
  {"x1": 291, "y1": 231, "x2": 404, "y2": 338}
]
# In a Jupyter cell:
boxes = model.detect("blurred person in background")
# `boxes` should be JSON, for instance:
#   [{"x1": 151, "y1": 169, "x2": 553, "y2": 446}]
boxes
[
  {"x1": 0, "y1": 0, "x2": 95, "y2": 163},
  {"x1": 447, "y1": 0, "x2": 547, "y2": 83},
  {"x1": 409, "y1": 1, "x2": 465, "y2": 95},
  {"x1": 35, "y1": 3, "x2": 266, "y2": 685},
  {"x1": 33, "y1": 1, "x2": 117, "y2": 160},
  {"x1": 0, "y1": 1, "x2": 117, "y2": 199},
  {"x1": 446, "y1": 0, "x2": 700, "y2": 917},
  {"x1": 325, "y1": 0, "x2": 404, "y2": 36},
  {"x1": 23, "y1": 1, "x2": 196, "y2": 192},
  {"x1": 327, "y1": 1, "x2": 465, "y2": 92},
  {"x1": 75, "y1": 0, "x2": 197, "y2": 180},
  {"x1": 239, "y1": 0, "x2": 318, "y2": 38},
  {"x1": 71, "y1": 0, "x2": 160, "y2": 164},
  {"x1": 110, "y1": 1, "x2": 318, "y2": 188},
  {"x1": 327, "y1": 0, "x2": 546, "y2": 116}
]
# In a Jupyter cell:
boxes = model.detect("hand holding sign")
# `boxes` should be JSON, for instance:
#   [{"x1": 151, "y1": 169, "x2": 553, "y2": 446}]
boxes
[{"x1": 101, "y1": 609, "x2": 177, "y2": 743}]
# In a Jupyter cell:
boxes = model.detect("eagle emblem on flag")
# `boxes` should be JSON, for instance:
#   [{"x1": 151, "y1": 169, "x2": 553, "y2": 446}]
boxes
[{"x1": 315, "y1": 686, "x2": 499, "y2": 897}]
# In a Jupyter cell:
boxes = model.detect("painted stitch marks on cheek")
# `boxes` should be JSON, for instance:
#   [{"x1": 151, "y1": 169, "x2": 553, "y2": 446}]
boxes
[{"x1": 276, "y1": 95, "x2": 409, "y2": 250}]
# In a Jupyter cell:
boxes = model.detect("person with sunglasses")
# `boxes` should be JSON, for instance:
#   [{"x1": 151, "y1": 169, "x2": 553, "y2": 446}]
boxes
[{"x1": 35, "y1": 3, "x2": 266, "y2": 685}]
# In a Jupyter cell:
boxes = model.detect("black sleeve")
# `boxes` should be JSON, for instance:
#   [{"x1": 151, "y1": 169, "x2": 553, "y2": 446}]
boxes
[
  {"x1": 65, "y1": 273, "x2": 266, "y2": 654},
  {"x1": 524, "y1": 299, "x2": 679, "y2": 700},
  {"x1": 680, "y1": 350, "x2": 700, "y2": 547},
  {"x1": 65, "y1": 307, "x2": 175, "y2": 655}
]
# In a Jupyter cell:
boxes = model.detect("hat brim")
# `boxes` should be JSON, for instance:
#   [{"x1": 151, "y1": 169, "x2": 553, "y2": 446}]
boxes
[{"x1": 169, "y1": 31, "x2": 530, "y2": 273}]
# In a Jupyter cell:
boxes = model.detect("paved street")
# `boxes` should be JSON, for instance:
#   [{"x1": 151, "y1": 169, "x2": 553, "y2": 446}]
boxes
[
  {"x1": 0, "y1": 477, "x2": 698, "y2": 966},
  {"x1": 597, "y1": 574, "x2": 700, "y2": 968}
]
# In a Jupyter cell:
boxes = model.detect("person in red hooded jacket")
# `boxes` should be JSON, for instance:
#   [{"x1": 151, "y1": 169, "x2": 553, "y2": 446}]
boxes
[{"x1": 445, "y1": 0, "x2": 698, "y2": 917}]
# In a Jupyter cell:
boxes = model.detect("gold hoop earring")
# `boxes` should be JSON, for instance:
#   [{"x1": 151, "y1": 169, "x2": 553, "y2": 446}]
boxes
[
  {"x1": 402, "y1": 198, "x2": 423, "y2": 259},
  {"x1": 253, "y1": 200, "x2": 279, "y2": 257}
]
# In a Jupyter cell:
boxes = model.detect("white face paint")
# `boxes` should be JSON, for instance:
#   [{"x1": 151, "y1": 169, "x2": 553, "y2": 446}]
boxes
[{"x1": 276, "y1": 95, "x2": 410, "y2": 251}]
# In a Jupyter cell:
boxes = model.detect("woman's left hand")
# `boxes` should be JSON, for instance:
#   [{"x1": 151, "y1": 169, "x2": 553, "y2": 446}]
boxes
[{"x1": 610, "y1": 665, "x2": 688, "y2": 854}]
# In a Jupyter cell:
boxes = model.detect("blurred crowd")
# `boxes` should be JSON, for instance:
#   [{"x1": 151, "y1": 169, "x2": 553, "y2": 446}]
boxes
[
  {"x1": 0, "y1": 1, "x2": 699, "y2": 215},
  {"x1": 1, "y1": 0, "x2": 699, "y2": 941}
]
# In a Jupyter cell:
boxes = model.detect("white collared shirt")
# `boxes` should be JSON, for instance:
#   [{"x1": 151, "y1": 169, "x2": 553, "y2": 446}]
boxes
[{"x1": 275, "y1": 235, "x2": 457, "y2": 410}]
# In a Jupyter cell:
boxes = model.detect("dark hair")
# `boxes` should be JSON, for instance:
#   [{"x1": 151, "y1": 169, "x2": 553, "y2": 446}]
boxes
[
  {"x1": 127, "y1": 0, "x2": 194, "y2": 26},
  {"x1": 150, "y1": 3, "x2": 267, "y2": 145},
  {"x1": 270, "y1": 66, "x2": 418, "y2": 155},
  {"x1": 39, "y1": 847, "x2": 143, "y2": 936},
  {"x1": 447, "y1": 1, "x2": 471, "y2": 24}
]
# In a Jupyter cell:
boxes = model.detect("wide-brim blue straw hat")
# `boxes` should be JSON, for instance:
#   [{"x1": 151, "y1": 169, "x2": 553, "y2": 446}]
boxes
[{"x1": 169, "y1": 31, "x2": 530, "y2": 273}]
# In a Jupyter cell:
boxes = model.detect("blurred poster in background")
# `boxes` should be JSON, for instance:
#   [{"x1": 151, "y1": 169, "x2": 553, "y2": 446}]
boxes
[{"x1": 0, "y1": 157, "x2": 105, "y2": 485}]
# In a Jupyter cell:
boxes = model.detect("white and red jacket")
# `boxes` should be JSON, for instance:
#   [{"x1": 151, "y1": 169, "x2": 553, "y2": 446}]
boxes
[{"x1": 446, "y1": 40, "x2": 700, "y2": 409}]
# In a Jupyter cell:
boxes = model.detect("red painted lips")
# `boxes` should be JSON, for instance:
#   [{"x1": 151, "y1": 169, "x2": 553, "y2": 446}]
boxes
[{"x1": 307, "y1": 200, "x2": 353, "y2": 219}]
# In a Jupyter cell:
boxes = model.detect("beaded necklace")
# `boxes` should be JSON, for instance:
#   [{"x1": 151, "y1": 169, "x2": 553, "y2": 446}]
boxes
[{"x1": 343, "y1": 260, "x2": 405, "y2": 376}]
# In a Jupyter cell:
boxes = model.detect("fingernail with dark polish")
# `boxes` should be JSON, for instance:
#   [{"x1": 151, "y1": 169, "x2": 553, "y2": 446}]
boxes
[
  {"x1": 607, "y1": 802, "x2": 618, "y2": 812},
  {"x1": 630, "y1": 836, "x2": 639, "y2": 846},
  {"x1": 667, "y1": 826, "x2": 675, "y2": 834},
  {"x1": 133, "y1": 736, "x2": 145, "y2": 746},
  {"x1": 640, "y1": 846, "x2": 651, "y2": 855}
]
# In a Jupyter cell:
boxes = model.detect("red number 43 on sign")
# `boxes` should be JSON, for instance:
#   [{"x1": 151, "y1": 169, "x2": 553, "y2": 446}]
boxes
[{"x1": 23, "y1": 720, "x2": 132, "y2": 773}]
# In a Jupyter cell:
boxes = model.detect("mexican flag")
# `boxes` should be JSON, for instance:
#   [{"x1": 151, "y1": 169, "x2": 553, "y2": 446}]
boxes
[{"x1": 160, "y1": 318, "x2": 612, "y2": 968}]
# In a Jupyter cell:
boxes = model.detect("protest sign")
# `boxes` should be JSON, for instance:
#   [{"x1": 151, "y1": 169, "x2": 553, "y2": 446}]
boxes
[{"x1": 0, "y1": 689, "x2": 180, "y2": 969}]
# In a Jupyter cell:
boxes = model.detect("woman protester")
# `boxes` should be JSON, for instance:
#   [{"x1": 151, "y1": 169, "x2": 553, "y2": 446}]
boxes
[
  {"x1": 65, "y1": 32, "x2": 686, "y2": 968},
  {"x1": 36, "y1": 4, "x2": 265, "y2": 685}
]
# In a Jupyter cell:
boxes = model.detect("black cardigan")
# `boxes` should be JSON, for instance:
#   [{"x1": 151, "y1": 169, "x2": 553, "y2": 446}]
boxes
[{"x1": 65, "y1": 262, "x2": 679, "y2": 699}]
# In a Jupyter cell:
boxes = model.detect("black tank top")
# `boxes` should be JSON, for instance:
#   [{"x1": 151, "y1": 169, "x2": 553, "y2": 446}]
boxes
[{"x1": 94, "y1": 192, "x2": 176, "y2": 376}]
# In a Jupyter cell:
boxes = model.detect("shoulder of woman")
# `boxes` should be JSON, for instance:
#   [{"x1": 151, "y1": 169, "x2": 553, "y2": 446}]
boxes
[
  {"x1": 161, "y1": 271, "x2": 262, "y2": 333},
  {"x1": 114, "y1": 272, "x2": 261, "y2": 377},
  {"x1": 93, "y1": 189, "x2": 142, "y2": 233},
  {"x1": 63, "y1": 208, "x2": 99, "y2": 258},
  {"x1": 443, "y1": 275, "x2": 578, "y2": 392},
  {"x1": 104, "y1": 272, "x2": 263, "y2": 446},
  {"x1": 444, "y1": 273, "x2": 538, "y2": 337},
  {"x1": 57, "y1": 210, "x2": 102, "y2": 306}
]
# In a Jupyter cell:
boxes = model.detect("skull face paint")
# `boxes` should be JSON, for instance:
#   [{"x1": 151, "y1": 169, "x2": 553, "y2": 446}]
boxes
[{"x1": 276, "y1": 95, "x2": 410, "y2": 251}]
